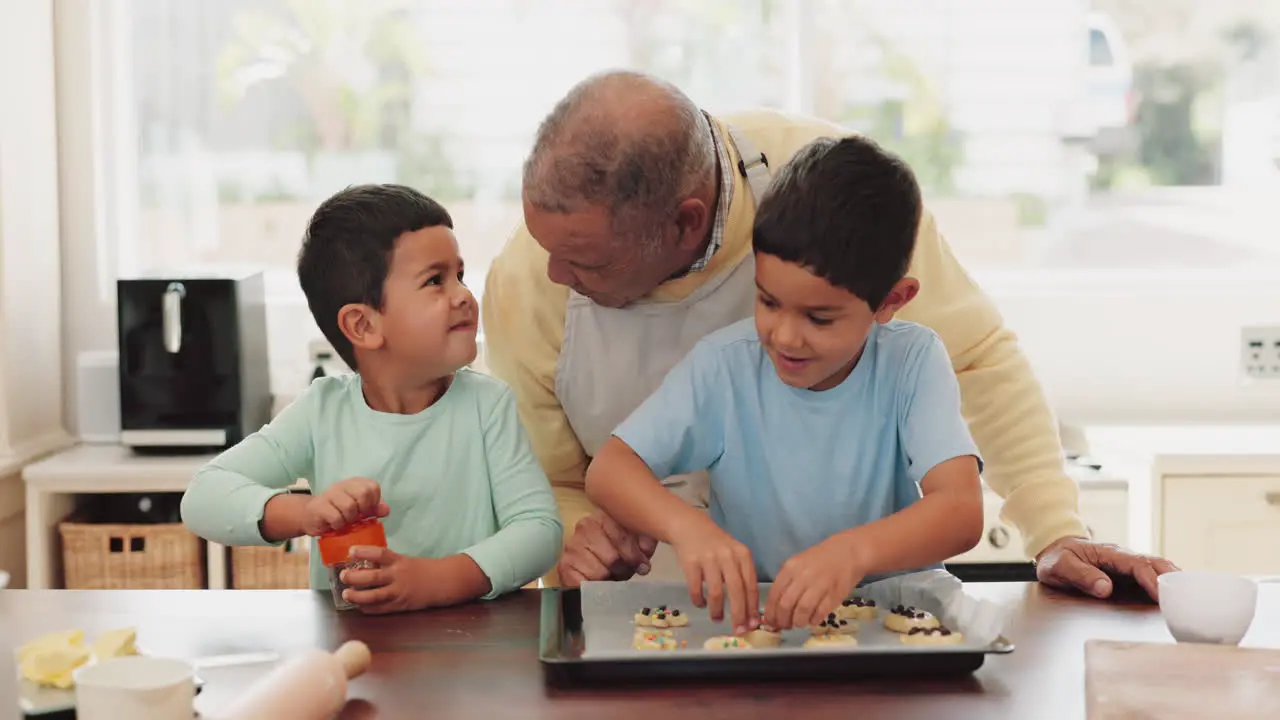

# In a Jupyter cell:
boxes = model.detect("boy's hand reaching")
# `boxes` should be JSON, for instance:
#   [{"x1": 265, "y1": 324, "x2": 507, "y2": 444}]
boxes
[
  {"x1": 301, "y1": 477, "x2": 390, "y2": 536},
  {"x1": 765, "y1": 534, "x2": 867, "y2": 630},
  {"x1": 670, "y1": 516, "x2": 760, "y2": 634}
]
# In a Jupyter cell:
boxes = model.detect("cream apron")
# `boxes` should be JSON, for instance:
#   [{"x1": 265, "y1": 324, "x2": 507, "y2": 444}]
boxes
[{"x1": 554, "y1": 126, "x2": 773, "y2": 582}]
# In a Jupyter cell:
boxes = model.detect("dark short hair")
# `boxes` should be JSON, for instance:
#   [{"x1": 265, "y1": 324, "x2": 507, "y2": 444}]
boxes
[
  {"x1": 297, "y1": 184, "x2": 453, "y2": 370},
  {"x1": 752, "y1": 136, "x2": 921, "y2": 308}
]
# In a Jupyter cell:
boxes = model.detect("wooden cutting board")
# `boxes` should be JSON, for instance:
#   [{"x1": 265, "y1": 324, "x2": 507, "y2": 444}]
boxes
[{"x1": 1085, "y1": 639, "x2": 1280, "y2": 719}]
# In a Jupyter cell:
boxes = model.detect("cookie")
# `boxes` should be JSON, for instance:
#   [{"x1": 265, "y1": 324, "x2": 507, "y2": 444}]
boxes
[
  {"x1": 883, "y1": 604, "x2": 941, "y2": 634},
  {"x1": 633, "y1": 606, "x2": 659, "y2": 627},
  {"x1": 811, "y1": 612, "x2": 858, "y2": 635},
  {"x1": 803, "y1": 632, "x2": 858, "y2": 649},
  {"x1": 633, "y1": 630, "x2": 680, "y2": 651},
  {"x1": 650, "y1": 607, "x2": 688, "y2": 628},
  {"x1": 703, "y1": 635, "x2": 753, "y2": 650},
  {"x1": 899, "y1": 626, "x2": 964, "y2": 646},
  {"x1": 836, "y1": 596, "x2": 878, "y2": 621},
  {"x1": 741, "y1": 626, "x2": 782, "y2": 648}
]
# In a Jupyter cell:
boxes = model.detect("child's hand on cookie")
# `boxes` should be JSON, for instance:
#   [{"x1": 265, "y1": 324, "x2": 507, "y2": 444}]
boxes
[
  {"x1": 669, "y1": 516, "x2": 760, "y2": 634},
  {"x1": 764, "y1": 535, "x2": 866, "y2": 630},
  {"x1": 302, "y1": 477, "x2": 390, "y2": 536}
]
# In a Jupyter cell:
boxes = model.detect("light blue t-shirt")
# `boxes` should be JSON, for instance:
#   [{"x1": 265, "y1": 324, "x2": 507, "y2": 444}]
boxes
[
  {"x1": 181, "y1": 369, "x2": 563, "y2": 598},
  {"x1": 614, "y1": 318, "x2": 982, "y2": 582}
]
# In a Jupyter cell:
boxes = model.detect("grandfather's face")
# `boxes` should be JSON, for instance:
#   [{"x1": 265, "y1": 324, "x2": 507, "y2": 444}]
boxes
[{"x1": 523, "y1": 197, "x2": 675, "y2": 308}]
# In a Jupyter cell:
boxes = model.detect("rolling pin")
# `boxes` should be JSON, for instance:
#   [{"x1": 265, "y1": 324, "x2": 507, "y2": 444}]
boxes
[{"x1": 212, "y1": 640, "x2": 371, "y2": 720}]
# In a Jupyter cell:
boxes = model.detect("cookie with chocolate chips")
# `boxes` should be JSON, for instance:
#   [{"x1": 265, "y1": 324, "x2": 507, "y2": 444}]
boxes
[
  {"x1": 883, "y1": 604, "x2": 941, "y2": 634},
  {"x1": 632, "y1": 606, "x2": 657, "y2": 627},
  {"x1": 811, "y1": 612, "x2": 858, "y2": 635},
  {"x1": 803, "y1": 632, "x2": 858, "y2": 649},
  {"x1": 835, "y1": 596, "x2": 878, "y2": 621},
  {"x1": 899, "y1": 625, "x2": 965, "y2": 646},
  {"x1": 650, "y1": 607, "x2": 689, "y2": 628}
]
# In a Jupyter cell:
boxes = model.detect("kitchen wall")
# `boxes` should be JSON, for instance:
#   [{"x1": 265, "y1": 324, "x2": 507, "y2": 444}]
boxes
[{"x1": 992, "y1": 274, "x2": 1280, "y2": 425}]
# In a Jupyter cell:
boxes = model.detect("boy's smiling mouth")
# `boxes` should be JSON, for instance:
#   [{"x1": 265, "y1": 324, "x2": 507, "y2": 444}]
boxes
[
  {"x1": 773, "y1": 351, "x2": 813, "y2": 373},
  {"x1": 449, "y1": 317, "x2": 477, "y2": 332}
]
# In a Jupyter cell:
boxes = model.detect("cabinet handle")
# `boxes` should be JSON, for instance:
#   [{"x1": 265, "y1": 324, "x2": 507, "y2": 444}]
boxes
[{"x1": 1266, "y1": 492, "x2": 1280, "y2": 506}]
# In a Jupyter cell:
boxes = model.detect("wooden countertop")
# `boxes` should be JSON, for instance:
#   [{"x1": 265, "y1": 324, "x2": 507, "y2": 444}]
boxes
[{"x1": 3, "y1": 582, "x2": 1277, "y2": 719}]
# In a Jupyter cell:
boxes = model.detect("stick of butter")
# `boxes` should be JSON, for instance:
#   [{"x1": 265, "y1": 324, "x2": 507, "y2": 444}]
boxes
[
  {"x1": 17, "y1": 629, "x2": 84, "y2": 663},
  {"x1": 19, "y1": 645, "x2": 90, "y2": 689},
  {"x1": 92, "y1": 627, "x2": 138, "y2": 660},
  {"x1": 17, "y1": 627, "x2": 138, "y2": 689}
]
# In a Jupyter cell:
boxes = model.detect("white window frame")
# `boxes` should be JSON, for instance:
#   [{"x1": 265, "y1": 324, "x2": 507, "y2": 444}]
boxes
[
  {"x1": 0, "y1": 0, "x2": 75, "y2": 475},
  {"x1": 49, "y1": 0, "x2": 1280, "y2": 435}
]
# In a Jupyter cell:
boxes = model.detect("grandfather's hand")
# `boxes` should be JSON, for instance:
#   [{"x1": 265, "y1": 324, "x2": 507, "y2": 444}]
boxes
[
  {"x1": 1035, "y1": 536, "x2": 1179, "y2": 601},
  {"x1": 557, "y1": 511, "x2": 658, "y2": 588}
]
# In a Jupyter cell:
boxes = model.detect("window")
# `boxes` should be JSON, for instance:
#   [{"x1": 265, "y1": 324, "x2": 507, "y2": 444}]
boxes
[
  {"x1": 1089, "y1": 28, "x2": 1114, "y2": 67},
  {"x1": 120, "y1": 0, "x2": 790, "y2": 305},
  {"x1": 62, "y1": 0, "x2": 1280, "y2": 420}
]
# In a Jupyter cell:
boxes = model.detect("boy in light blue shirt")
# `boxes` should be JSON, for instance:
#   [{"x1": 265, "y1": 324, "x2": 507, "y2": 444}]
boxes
[
  {"x1": 182, "y1": 184, "x2": 562, "y2": 613},
  {"x1": 586, "y1": 136, "x2": 984, "y2": 634}
]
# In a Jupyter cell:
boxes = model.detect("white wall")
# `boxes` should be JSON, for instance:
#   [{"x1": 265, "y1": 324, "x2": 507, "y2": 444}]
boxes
[{"x1": 990, "y1": 273, "x2": 1280, "y2": 425}]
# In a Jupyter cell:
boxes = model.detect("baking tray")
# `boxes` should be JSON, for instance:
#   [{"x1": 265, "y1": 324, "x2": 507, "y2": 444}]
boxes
[{"x1": 540, "y1": 581, "x2": 1014, "y2": 686}]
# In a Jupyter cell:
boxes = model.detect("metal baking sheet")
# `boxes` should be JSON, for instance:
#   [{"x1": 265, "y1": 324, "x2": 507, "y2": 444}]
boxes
[{"x1": 540, "y1": 580, "x2": 1014, "y2": 686}]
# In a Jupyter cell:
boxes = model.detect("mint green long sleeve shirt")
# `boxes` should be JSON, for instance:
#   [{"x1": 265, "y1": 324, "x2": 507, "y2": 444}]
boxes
[{"x1": 180, "y1": 369, "x2": 562, "y2": 599}]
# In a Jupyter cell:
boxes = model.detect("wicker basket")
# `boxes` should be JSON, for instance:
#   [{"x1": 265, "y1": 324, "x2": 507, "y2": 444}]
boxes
[
  {"x1": 231, "y1": 539, "x2": 311, "y2": 589},
  {"x1": 59, "y1": 520, "x2": 204, "y2": 589}
]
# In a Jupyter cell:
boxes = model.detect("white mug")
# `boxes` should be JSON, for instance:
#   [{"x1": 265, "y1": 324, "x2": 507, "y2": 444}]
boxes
[{"x1": 74, "y1": 656, "x2": 195, "y2": 720}]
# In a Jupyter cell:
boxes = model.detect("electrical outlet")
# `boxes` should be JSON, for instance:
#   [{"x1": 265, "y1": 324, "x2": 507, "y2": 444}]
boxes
[
  {"x1": 307, "y1": 338, "x2": 350, "y2": 373},
  {"x1": 307, "y1": 338, "x2": 336, "y2": 365},
  {"x1": 1240, "y1": 325, "x2": 1280, "y2": 379}
]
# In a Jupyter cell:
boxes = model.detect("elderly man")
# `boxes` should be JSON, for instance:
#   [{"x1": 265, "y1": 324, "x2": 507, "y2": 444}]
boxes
[{"x1": 483, "y1": 70, "x2": 1176, "y2": 601}]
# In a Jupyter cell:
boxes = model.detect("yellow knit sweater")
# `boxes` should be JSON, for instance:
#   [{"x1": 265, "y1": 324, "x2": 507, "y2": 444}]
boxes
[{"x1": 483, "y1": 109, "x2": 1087, "y2": 580}]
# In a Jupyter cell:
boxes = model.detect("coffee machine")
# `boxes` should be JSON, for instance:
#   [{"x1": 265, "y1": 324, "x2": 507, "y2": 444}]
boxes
[{"x1": 116, "y1": 272, "x2": 271, "y2": 453}]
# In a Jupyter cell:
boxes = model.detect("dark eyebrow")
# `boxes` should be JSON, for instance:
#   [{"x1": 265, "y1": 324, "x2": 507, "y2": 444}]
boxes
[
  {"x1": 418, "y1": 260, "x2": 460, "y2": 277},
  {"x1": 754, "y1": 281, "x2": 843, "y2": 313}
]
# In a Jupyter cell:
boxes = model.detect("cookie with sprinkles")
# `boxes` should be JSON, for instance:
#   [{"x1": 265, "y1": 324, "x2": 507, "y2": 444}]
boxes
[{"x1": 703, "y1": 635, "x2": 753, "y2": 650}]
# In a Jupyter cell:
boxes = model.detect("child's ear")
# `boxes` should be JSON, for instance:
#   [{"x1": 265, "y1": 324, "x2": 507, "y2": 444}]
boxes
[
  {"x1": 873, "y1": 278, "x2": 920, "y2": 322},
  {"x1": 337, "y1": 303, "x2": 385, "y2": 353}
]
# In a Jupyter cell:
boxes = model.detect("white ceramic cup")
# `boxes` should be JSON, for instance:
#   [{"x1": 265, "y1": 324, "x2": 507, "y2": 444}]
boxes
[
  {"x1": 1158, "y1": 570, "x2": 1258, "y2": 645},
  {"x1": 74, "y1": 656, "x2": 195, "y2": 720}
]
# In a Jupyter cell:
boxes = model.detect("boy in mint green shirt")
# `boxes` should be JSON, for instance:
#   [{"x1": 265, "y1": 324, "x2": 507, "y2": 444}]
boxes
[{"x1": 181, "y1": 184, "x2": 562, "y2": 613}]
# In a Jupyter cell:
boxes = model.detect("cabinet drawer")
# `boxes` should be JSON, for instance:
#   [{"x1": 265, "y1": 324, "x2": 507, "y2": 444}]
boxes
[
  {"x1": 1161, "y1": 474, "x2": 1280, "y2": 575},
  {"x1": 1079, "y1": 488, "x2": 1129, "y2": 546}
]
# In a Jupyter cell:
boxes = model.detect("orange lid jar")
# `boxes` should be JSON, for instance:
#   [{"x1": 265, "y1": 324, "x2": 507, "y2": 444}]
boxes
[
  {"x1": 317, "y1": 517, "x2": 388, "y2": 612},
  {"x1": 317, "y1": 517, "x2": 388, "y2": 567}
]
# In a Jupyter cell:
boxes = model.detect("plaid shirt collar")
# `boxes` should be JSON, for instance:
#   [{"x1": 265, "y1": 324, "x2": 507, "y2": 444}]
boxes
[{"x1": 687, "y1": 115, "x2": 735, "y2": 274}]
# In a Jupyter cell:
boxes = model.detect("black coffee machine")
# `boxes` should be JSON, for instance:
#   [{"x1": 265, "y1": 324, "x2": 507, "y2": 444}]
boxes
[{"x1": 116, "y1": 272, "x2": 271, "y2": 453}]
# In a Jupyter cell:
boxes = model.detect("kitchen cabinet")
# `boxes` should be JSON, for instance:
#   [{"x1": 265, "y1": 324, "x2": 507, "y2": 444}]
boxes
[
  {"x1": 948, "y1": 481, "x2": 1129, "y2": 565},
  {"x1": 1154, "y1": 454, "x2": 1280, "y2": 575}
]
